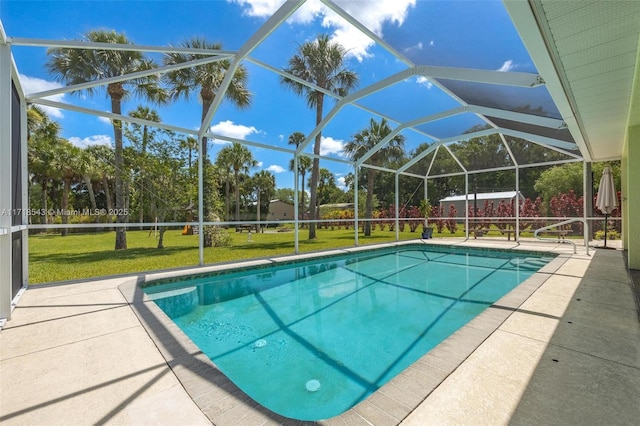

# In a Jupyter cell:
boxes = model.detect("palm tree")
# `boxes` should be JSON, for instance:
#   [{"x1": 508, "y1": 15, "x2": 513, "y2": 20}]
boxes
[
  {"x1": 27, "y1": 106, "x2": 60, "y2": 225},
  {"x1": 51, "y1": 140, "x2": 81, "y2": 236},
  {"x1": 27, "y1": 105, "x2": 60, "y2": 142},
  {"x1": 78, "y1": 145, "x2": 101, "y2": 220},
  {"x1": 179, "y1": 135, "x2": 199, "y2": 221},
  {"x1": 344, "y1": 118, "x2": 405, "y2": 236},
  {"x1": 288, "y1": 154, "x2": 312, "y2": 221},
  {"x1": 281, "y1": 34, "x2": 359, "y2": 239},
  {"x1": 46, "y1": 30, "x2": 166, "y2": 250},
  {"x1": 252, "y1": 170, "x2": 276, "y2": 233},
  {"x1": 287, "y1": 131, "x2": 307, "y2": 221},
  {"x1": 228, "y1": 143, "x2": 257, "y2": 224},
  {"x1": 179, "y1": 136, "x2": 198, "y2": 176},
  {"x1": 126, "y1": 106, "x2": 162, "y2": 227},
  {"x1": 288, "y1": 131, "x2": 305, "y2": 149},
  {"x1": 215, "y1": 146, "x2": 235, "y2": 222},
  {"x1": 163, "y1": 37, "x2": 252, "y2": 246},
  {"x1": 89, "y1": 144, "x2": 116, "y2": 213}
]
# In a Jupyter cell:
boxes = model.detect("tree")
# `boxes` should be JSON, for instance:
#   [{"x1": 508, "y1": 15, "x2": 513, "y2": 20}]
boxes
[
  {"x1": 281, "y1": 34, "x2": 359, "y2": 239},
  {"x1": 220, "y1": 143, "x2": 257, "y2": 223},
  {"x1": 50, "y1": 139, "x2": 81, "y2": 236},
  {"x1": 178, "y1": 135, "x2": 199, "y2": 224},
  {"x1": 125, "y1": 106, "x2": 162, "y2": 227},
  {"x1": 215, "y1": 148, "x2": 234, "y2": 222},
  {"x1": 251, "y1": 170, "x2": 276, "y2": 232},
  {"x1": 27, "y1": 105, "x2": 60, "y2": 142},
  {"x1": 274, "y1": 188, "x2": 295, "y2": 204},
  {"x1": 163, "y1": 38, "x2": 251, "y2": 163},
  {"x1": 77, "y1": 145, "x2": 101, "y2": 220},
  {"x1": 287, "y1": 131, "x2": 308, "y2": 221},
  {"x1": 47, "y1": 30, "x2": 166, "y2": 250},
  {"x1": 27, "y1": 106, "x2": 60, "y2": 225},
  {"x1": 315, "y1": 168, "x2": 345, "y2": 212},
  {"x1": 288, "y1": 154, "x2": 312, "y2": 220},
  {"x1": 163, "y1": 38, "x2": 252, "y2": 245},
  {"x1": 450, "y1": 133, "x2": 513, "y2": 196},
  {"x1": 534, "y1": 163, "x2": 584, "y2": 214},
  {"x1": 344, "y1": 118, "x2": 405, "y2": 236},
  {"x1": 288, "y1": 131, "x2": 305, "y2": 149},
  {"x1": 90, "y1": 144, "x2": 116, "y2": 212},
  {"x1": 144, "y1": 135, "x2": 190, "y2": 248}
]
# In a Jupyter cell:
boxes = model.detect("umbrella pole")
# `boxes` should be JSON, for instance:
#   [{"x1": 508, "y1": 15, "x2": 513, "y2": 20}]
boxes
[{"x1": 604, "y1": 213, "x2": 608, "y2": 248}]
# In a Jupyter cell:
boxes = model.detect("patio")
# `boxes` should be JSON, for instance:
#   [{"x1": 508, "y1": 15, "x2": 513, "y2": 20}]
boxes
[
  {"x1": 2, "y1": 239, "x2": 638, "y2": 425},
  {"x1": 1, "y1": 1, "x2": 640, "y2": 424}
]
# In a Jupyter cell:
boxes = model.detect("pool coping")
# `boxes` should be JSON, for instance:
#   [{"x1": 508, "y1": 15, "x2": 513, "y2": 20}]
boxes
[{"x1": 118, "y1": 240, "x2": 571, "y2": 425}]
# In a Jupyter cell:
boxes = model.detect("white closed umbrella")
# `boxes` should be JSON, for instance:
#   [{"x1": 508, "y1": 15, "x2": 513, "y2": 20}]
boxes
[{"x1": 596, "y1": 166, "x2": 617, "y2": 248}]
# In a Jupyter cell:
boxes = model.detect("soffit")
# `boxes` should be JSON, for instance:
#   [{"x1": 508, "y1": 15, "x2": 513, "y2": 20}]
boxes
[{"x1": 535, "y1": 0, "x2": 640, "y2": 161}]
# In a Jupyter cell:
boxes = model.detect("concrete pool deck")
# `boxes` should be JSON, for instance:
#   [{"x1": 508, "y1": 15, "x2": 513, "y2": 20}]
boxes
[{"x1": 1, "y1": 238, "x2": 638, "y2": 425}]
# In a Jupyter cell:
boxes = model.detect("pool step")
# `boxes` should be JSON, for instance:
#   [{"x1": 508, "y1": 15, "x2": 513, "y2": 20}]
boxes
[{"x1": 510, "y1": 257, "x2": 553, "y2": 269}]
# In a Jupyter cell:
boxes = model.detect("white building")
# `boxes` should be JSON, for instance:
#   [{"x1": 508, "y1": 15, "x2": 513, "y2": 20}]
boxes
[{"x1": 439, "y1": 191, "x2": 525, "y2": 215}]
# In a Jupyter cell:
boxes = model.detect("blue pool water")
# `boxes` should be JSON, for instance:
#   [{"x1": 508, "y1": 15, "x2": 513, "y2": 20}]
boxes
[{"x1": 143, "y1": 245, "x2": 553, "y2": 420}]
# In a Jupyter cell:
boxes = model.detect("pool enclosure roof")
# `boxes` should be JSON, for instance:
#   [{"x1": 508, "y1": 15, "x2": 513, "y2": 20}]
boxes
[{"x1": 2, "y1": 1, "x2": 639, "y2": 178}]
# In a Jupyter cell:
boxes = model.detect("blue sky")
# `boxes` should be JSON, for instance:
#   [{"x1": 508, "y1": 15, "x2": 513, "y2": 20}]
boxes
[{"x1": 1, "y1": 0, "x2": 534, "y2": 190}]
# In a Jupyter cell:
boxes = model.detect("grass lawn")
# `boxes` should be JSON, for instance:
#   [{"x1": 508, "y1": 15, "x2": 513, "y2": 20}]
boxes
[
  {"x1": 28, "y1": 226, "x2": 455, "y2": 284},
  {"x1": 28, "y1": 223, "x2": 551, "y2": 284}
]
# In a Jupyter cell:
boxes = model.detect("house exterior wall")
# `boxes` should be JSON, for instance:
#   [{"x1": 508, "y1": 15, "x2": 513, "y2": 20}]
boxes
[
  {"x1": 624, "y1": 124, "x2": 640, "y2": 269},
  {"x1": 268, "y1": 200, "x2": 294, "y2": 221}
]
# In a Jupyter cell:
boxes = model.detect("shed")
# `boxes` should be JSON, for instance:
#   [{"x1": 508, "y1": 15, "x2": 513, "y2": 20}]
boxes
[
  {"x1": 268, "y1": 199, "x2": 295, "y2": 221},
  {"x1": 439, "y1": 191, "x2": 525, "y2": 215}
]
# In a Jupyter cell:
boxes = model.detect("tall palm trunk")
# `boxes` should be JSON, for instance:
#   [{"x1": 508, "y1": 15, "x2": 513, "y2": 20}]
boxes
[
  {"x1": 234, "y1": 169, "x2": 241, "y2": 223},
  {"x1": 61, "y1": 179, "x2": 71, "y2": 237},
  {"x1": 102, "y1": 175, "x2": 113, "y2": 211},
  {"x1": 82, "y1": 173, "x2": 98, "y2": 222},
  {"x1": 256, "y1": 190, "x2": 261, "y2": 234},
  {"x1": 201, "y1": 96, "x2": 213, "y2": 247},
  {"x1": 139, "y1": 124, "x2": 148, "y2": 230},
  {"x1": 40, "y1": 177, "x2": 48, "y2": 225},
  {"x1": 300, "y1": 170, "x2": 306, "y2": 225},
  {"x1": 308, "y1": 93, "x2": 324, "y2": 239},
  {"x1": 225, "y1": 172, "x2": 231, "y2": 222},
  {"x1": 365, "y1": 171, "x2": 376, "y2": 236},
  {"x1": 109, "y1": 84, "x2": 127, "y2": 250}
]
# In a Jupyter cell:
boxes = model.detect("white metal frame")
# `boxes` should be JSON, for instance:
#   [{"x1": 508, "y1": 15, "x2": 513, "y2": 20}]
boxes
[{"x1": 0, "y1": 0, "x2": 597, "y2": 312}]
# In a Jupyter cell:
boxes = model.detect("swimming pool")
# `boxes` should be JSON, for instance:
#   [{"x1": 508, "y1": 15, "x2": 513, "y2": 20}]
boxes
[{"x1": 143, "y1": 244, "x2": 553, "y2": 421}]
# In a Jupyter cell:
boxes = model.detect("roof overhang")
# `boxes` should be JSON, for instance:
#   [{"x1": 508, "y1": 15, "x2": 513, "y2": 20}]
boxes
[{"x1": 505, "y1": 0, "x2": 640, "y2": 163}]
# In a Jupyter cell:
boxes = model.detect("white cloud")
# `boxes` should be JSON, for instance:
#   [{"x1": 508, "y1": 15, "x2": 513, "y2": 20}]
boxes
[
  {"x1": 336, "y1": 0, "x2": 415, "y2": 33},
  {"x1": 19, "y1": 74, "x2": 65, "y2": 118},
  {"x1": 497, "y1": 60, "x2": 516, "y2": 72},
  {"x1": 336, "y1": 176, "x2": 347, "y2": 190},
  {"x1": 256, "y1": 161, "x2": 264, "y2": 167},
  {"x1": 97, "y1": 115, "x2": 112, "y2": 125},
  {"x1": 416, "y1": 76, "x2": 433, "y2": 90},
  {"x1": 430, "y1": 40, "x2": 434, "y2": 46},
  {"x1": 209, "y1": 120, "x2": 263, "y2": 144},
  {"x1": 320, "y1": 136, "x2": 344, "y2": 156},
  {"x1": 326, "y1": 0, "x2": 417, "y2": 62},
  {"x1": 267, "y1": 164, "x2": 286, "y2": 173},
  {"x1": 404, "y1": 41, "x2": 423, "y2": 53},
  {"x1": 68, "y1": 135, "x2": 112, "y2": 148},
  {"x1": 228, "y1": 0, "x2": 285, "y2": 17},
  {"x1": 228, "y1": 0, "x2": 416, "y2": 62}
]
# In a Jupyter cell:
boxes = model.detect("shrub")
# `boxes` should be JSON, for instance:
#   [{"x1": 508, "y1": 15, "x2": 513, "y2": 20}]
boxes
[
  {"x1": 445, "y1": 204, "x2": 458, "y2": 233},
  {"x1": 207, "y1": 226, "x2": 232, "y2": 247},
  {"x1": 594, "y1": 229, "x2": 619, "y2": 240}
]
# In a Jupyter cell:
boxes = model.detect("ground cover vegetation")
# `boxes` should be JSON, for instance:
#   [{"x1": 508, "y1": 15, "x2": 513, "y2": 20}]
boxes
[
  {"x1": 27, "y1": 31, "x2": 622, "y2": 283},
  {"x1": 29, "y1": 227, "x2": 425, "y2": 284}
]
